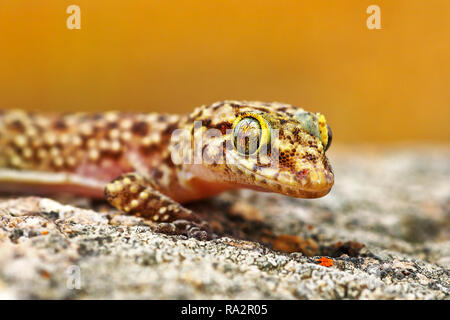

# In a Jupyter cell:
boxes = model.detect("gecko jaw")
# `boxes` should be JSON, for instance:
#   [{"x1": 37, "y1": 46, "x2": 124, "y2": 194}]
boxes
[{"x1": 229, "y1": 158, "x2": 334, "y2": 198}]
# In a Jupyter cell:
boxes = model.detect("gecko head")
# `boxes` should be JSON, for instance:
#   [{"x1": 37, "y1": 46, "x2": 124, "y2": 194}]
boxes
[{"x1": 182, "y1": 101, "x2": 334, "y2": 198}]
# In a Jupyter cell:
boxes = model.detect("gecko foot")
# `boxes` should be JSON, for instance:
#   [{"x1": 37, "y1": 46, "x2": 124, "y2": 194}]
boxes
[{"x1": 104, "y1": 173, "x2": 216, "y2": 240}]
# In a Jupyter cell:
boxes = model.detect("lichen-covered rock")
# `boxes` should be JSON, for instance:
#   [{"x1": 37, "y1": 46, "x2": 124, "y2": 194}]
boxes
[{"x1": 0, "y1": 146, "x2": 448, "y2": 299}]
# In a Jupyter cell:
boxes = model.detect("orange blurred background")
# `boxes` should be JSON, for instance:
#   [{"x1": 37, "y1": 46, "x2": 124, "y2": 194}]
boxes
[{"x1": 0, "y1": 0, "x2": 448, "y2": 143}]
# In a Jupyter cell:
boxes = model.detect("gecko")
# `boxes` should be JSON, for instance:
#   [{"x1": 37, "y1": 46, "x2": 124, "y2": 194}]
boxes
[{"x1": 0, "y1": 101, "x2": 334, "y2": 240}]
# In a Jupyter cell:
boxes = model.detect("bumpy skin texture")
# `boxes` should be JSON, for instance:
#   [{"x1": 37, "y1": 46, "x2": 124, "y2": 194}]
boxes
[{"x1": 0, "y1": 101, "x2": 334, "y2": 240}]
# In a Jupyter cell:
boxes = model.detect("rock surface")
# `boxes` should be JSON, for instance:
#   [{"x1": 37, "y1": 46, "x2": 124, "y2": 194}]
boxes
[{"x1": 0, "y1": 146, "x2": 448, "y2": 299}]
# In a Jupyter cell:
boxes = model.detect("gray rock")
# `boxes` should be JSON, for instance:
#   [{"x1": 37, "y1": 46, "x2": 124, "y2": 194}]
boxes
[{"x1": 0, "y1": 146, "x2": 448, "y2": 299}]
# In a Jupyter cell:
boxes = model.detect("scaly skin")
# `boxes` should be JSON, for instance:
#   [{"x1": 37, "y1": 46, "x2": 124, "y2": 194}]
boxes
[{"x1": 0, "y1": 101, "x2": 334, "y2": 240}]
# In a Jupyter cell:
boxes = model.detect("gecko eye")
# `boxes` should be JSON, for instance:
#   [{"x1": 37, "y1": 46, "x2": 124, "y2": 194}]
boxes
[
  {"x1": 233, "y1": 117, "x2": 262, "y2": 155},
  {"x1": 324, "y1": 124, "x2": 332, "y2": 151},
  {"x1": 315, "y1": 112, "x2": 332, "y2": 152}
]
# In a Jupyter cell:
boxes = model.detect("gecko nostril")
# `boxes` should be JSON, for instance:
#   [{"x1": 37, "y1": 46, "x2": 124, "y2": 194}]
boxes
[{"x1": 298, "y1": 168, "x2": 309, "y2": 177}]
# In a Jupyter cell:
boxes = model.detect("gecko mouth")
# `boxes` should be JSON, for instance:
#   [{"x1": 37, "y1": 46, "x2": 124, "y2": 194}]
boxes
[{"x1": 227, "y1": 155, "x2": 334, "y2": 199}]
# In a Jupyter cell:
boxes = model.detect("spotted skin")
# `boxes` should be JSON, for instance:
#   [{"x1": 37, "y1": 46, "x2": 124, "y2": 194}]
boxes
[
  {"x1": 104, "y1": 172, "x2": 212, "y2": 239},
  {"x1": 0, "y1": 101, "x2": 334, "y2": 240}
]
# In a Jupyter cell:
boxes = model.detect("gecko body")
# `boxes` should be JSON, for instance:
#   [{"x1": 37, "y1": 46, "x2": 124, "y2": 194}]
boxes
[{"x1": 0, "y1": 101, "x2": 334, "y2": 240}]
